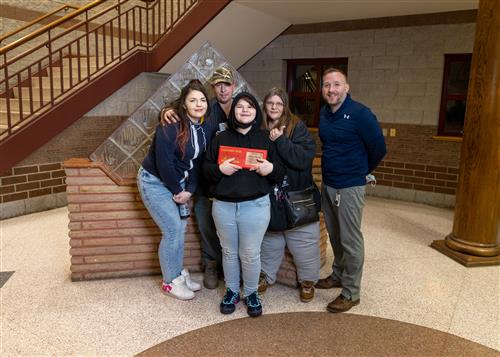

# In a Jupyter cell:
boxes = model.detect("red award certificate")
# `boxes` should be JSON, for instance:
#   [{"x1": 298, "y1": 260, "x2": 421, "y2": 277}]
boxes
[{"x1": 217, "y1": 145, "x2": 268, "y2": 169}]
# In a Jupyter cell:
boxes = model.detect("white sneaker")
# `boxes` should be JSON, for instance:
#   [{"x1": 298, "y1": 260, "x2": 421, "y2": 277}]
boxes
[
  {"x1": 181, "y1": 268, "x2": 202, "y2": 291},
  {"x1": 161, "y1": 275, "x2": 195, "y2": 300}
]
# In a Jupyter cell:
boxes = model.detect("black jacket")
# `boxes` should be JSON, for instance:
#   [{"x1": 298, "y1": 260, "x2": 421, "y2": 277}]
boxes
[
  {"x1": 203, "y1": 93, "x2": 285, "y2": 202},
  {"x1": 274, "y1": 120, "x2": 316, "y2": 191}
]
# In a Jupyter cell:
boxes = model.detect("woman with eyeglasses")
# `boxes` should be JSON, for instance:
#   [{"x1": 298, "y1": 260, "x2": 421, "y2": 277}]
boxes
[{"x1": 258, "y1": 87, "x2": 321, "y2": 303}]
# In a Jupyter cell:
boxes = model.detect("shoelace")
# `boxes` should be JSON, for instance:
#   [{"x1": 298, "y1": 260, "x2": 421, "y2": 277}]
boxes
[
  {"x1": 246, "y1": 293, "x2": 261, "y2": 307},
  {"x1": 223, "y1": 289, "x2": 239, "y2": 304}
]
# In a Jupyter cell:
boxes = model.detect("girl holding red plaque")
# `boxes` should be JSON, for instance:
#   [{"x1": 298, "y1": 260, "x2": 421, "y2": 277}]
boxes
[
  {"x1": 203, "y1": 92, "x2": 285, "y2": 317},
  {"x1": 137, "y1": 80, "x2": 217, "y2": 301}
]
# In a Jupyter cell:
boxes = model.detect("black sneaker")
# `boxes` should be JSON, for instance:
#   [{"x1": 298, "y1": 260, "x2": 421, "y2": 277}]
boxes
[
  {"x1": 244, "y1": 291, "x2": 262, "y2": 317},
  {"x1": 220, "y1": 288, "x2": 240, "y2": 314}
]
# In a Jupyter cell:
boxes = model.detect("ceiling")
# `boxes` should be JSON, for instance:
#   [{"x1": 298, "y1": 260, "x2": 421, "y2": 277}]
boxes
[{"x1": 235, "y1": 0, "x2": 478, "y2": 24}]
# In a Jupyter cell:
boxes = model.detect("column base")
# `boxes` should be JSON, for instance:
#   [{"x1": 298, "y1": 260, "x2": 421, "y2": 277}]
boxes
[{"x1": 430, "y1": 240, "x2": 500, "y2": 267}]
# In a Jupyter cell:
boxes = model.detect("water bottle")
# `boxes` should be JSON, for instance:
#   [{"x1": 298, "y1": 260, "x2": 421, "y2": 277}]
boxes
[{"x1": 178, "y1": 203, "x2": 190, "y2": 219}]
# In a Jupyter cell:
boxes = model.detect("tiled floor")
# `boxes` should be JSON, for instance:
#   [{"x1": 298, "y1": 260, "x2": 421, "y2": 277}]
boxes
[{"x1": 1, "y1": 197, "x2": 499, "y2": 356}]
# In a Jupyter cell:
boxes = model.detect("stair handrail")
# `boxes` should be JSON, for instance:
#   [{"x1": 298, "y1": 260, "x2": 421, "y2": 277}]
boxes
[
  {"x1": 0, "y1": 0, "x2": 109, "y2": 55},
  {"x1": 0, "y1": 4, "x2": 80, "y2": 46}
]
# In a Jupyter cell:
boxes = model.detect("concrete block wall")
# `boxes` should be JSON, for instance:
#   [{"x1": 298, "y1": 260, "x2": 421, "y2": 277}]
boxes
[
  {"x1": 239, "y1": 22, "x2": 475, "y2": 207},
  {"x1": 64, "y1": 158, "x2": 328, "y2": 285}
]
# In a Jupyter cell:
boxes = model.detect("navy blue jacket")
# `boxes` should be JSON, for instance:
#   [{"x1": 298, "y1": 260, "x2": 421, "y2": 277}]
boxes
[
  {"x1": 142, "y1": 116, "x2": 218, "y2": 195},
  {"x1": 319, "y1": 94, "x2": 386, "y2": 189}
]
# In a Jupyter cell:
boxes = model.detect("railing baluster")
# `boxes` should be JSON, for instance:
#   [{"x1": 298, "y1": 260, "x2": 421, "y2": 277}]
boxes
[
  {"x1": 133, "y1": 8, "x2": 137, "y2": 46},
  {"x1": 118, "y1": 2, "x2": 122, "y2": 60},
  {"x1": 67, "y1": 47, "x2": 72, "y2": 91},
  {"x1": 85, "y1": 10, "x2": 91, "y2": 81},
  {"x1": 77, "y1": 40, "x2": 81, "y2": 83},
  {"x1": 170, "y1": 0, "x2": 173, "y2": 31},
  {"x1": 48, "y1": 30, "x2": 54, "y2": 104},
  {"x1": 139, "y1": 7, "x2": 143, "y2": 46},
  {"x1": 28, "y1": 66, "x2": 33, "y2": 114},
  {"x1": 59, "y1": 49, "x2": 64, "y2": 95},
  {"x1": 38, "y1": 62, "x2": 43, "y2": 106},
  {"x1": 15, "y1": 73, "x2": 22, "y2": 124},
  {"x1": 102, "y1": 25, "x2": 106, "y2": 68},
  {"x1": 158, "y1": 0, "x2": 161, "y2": 40},
  {"x1": 164, "y1": 0, "x2": 167, "y2": 32},
  {"x1": 126, "y1": 11, "x2": 130, "y2": 51},
  {"x1": 110, "y1": 20, "x2": 114, "y2": 61},
  {"x1": 94, "y1": 29, "x2": 99, "y2": 72},
  {"x1": 152, "y1": 2, "x2": 155, "y2": 44},
  {"x1": 3, "y1": 53, "x2": 11, "y2": 134}
]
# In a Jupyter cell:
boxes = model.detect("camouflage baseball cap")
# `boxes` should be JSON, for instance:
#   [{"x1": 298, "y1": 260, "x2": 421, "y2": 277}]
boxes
[{"x1": 209, "y1": 66, "x2": 234, "y2": 85}]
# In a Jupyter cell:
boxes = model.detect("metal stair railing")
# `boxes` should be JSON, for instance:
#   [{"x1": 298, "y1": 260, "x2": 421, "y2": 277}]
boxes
[{"x1": 0, "y1": 0, "x2": 198, "y2": 141}]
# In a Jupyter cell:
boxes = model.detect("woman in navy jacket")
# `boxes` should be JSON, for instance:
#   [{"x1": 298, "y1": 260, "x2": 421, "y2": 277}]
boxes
[{"x1": 138, "y1": 79, "x2": 217, "y2": 301}]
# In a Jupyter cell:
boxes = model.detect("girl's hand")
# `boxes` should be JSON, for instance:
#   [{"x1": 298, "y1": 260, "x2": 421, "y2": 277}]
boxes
[
  {"x1": 249, "y1": 158, "x2": 273, "y2": 176},
  {"x1": 219, "y1": 158, "x2": 242, "y2": 176},
  {"x1": 173, "y1": 190, "x2": 192, "y2": 204},
  {"x1": 269, "y1": 126, "x2": 285, "y2": 141}
]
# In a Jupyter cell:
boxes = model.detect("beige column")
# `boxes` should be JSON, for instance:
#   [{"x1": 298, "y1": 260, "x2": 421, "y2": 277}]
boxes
[{"x1": 431, "y1": 0, "x2": 500, "y2": 266}]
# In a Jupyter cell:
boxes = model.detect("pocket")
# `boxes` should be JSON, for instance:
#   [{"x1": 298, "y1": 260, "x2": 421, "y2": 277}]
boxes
[
  {"x1": 254, "y1": 195, "x2": 270, "y2": 208},
  {"x1": 140, "y1": 168, "x2": 160, "y2": 184}
]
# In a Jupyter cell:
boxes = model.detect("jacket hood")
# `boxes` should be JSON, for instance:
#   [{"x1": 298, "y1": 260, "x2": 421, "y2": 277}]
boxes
[{"x1": 227, "y1": 92, "x2": 263, "y2": 133}]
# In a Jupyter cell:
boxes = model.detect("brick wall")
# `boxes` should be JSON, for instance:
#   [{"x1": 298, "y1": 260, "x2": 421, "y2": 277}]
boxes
[
  {"x1": 1, "y1": 163, "x2": 66, "y2": 203},
  {"x1": 0, "y1": 115, "x2": 125, "y2": 219},
  {"x1": 65, "y1": 158, "x2": 328, "y2": 285}
]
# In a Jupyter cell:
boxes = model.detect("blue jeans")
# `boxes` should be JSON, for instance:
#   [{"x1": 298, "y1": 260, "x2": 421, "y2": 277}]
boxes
[
  {"x1": 137, "y1": 167, "x2": 187, "y2": 284},
  {"x1": 212, "y1": 195, "x2": 270, "y2": 297}
]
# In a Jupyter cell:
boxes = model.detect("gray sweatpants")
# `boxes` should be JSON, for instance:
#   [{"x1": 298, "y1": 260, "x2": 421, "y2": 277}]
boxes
[
  {"x1": 260, "y1": 221, "x2": 321, "y2": 284},
  {"x1": 322, "y1": 184, "x2": 365, "y2": 301}
]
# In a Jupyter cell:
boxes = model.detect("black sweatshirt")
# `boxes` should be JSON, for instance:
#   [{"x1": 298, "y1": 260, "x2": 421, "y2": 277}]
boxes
[{"x1": 203, "y1": 92, "x2": 285, "y2": 202}]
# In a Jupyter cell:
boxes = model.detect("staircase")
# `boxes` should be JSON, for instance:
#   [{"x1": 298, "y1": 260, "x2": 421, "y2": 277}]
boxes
[
  {"x1": 0, "y1": 55, "x2": 107, "y2": 136},
  {"x1": 0, "y1": 0, "x2": 231, "y2": 173}
]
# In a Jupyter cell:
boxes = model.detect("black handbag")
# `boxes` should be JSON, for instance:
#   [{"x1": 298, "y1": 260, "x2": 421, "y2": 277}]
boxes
[
  {"x1": 268, "y1": 192, "x2": 289, "y2": 232},
  {"x1": 284, "y1": 185, "x2": 320, "y2": 228}
]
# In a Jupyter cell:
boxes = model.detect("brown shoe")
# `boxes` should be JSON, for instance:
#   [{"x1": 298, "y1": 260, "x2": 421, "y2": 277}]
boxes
[
  {"x1": 326, "y1": 294, "x2": 360, "y2": 313},
  {"x1": 203, "y1": 261, "x2": 219, "y2": 289},
  {"x1": 315, "y1": 276, "x2": 342, "y2": 289},
  {"x1": 258, "y1": 271, "x2": 270, "y2": 294},
  {"x1": 300, "y1": 281, "x2": 315, "y2": 303}
]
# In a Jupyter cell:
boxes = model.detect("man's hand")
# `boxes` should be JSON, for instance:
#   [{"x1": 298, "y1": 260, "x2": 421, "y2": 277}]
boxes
[
  {"x1": 219, "y1": 158, "x2": 242, "y2": 176},
  {"x1": 249, "y1": 158, "x2": 273, "y2": 176},
  {"x1": 160, "y1": 108, "x2": 180, "y2": 126},
  {"x1": 173, "y1": 190, "x2": 192, "y2": 204},
  {"x1": 269, "y1": 125, "x2": 285, "y2": 141}
]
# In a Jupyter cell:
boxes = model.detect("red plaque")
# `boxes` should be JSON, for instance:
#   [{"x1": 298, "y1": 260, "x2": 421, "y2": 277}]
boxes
[{"x1": 217, "y1": 145, "x2": 268, "y2": 169}]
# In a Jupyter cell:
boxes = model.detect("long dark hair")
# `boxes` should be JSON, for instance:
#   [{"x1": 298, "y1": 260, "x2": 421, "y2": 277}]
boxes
[
  {"x1": 261, "y1": 87, "x2": 300, "y2": 138},
  {"x1": 168, "y1": 79, "x2": 210, "y2": 158}
]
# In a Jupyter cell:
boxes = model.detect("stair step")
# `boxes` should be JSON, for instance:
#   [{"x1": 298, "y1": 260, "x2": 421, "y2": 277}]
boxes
[
  {"x1": 32, "y1": 76, "x2": 84, "y2": 89},
  {"x1": 0, "y1": 110, "x2": 22, "y2": 125},
  {"x1": 0, "y1": 98, "x2": 42, "y2": 113},
  {"x1": 13, "y1": 87, "x2": 63, "y2": 100},
  {"x1": 61, "y1": 56, "x2": 113, "y2": 68}
]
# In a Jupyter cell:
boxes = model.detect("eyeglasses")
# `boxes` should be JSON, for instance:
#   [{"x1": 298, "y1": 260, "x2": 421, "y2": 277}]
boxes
[{"x1": 265, "y1": 101, "x2": 284, "y2": 108}]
